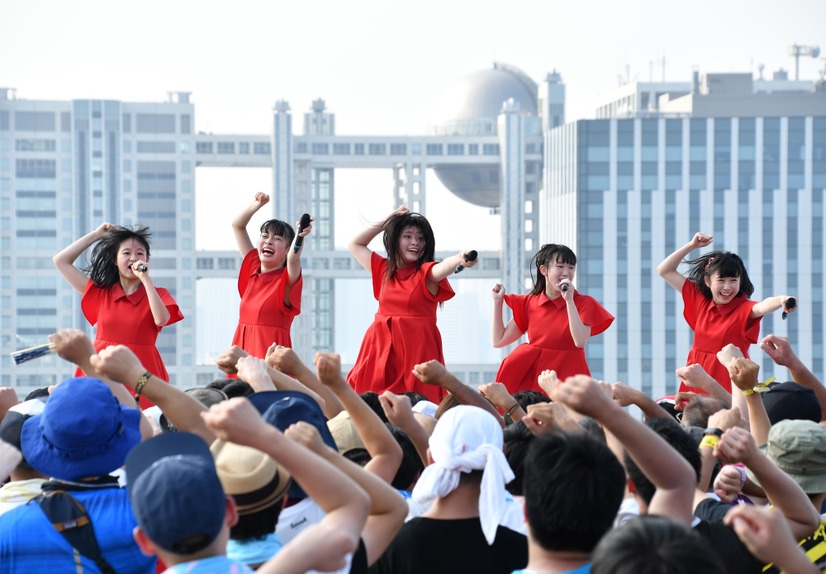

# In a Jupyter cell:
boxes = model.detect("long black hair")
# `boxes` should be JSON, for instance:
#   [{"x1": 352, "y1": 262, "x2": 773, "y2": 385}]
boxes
[
  {"x1": 382, "y1": 211, "x2": 436, "y2": 284},
  {"x1": 530, "y1": 244, "x2": 577, "y2": 296},
  {"x1": 685, "y1": 250, "x2": 754, "y2": 300},
  {"x1": 85, "y1": 225, "x2": 151, "y2": 288}
]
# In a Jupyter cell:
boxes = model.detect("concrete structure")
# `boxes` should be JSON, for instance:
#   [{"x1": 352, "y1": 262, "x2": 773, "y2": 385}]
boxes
[
  {"x1": 0, "y1": 64, "x2": 563, "y2": 395},
  {"x1": 545, "y1": 71, "x2": 826, "y2": 399}
]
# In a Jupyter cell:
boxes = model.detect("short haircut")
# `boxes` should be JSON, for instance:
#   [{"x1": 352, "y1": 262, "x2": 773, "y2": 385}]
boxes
[
  {"x1": 591, "y1": 515, "x2": 725, "y2": 574},
  {"x1": 680, "y1": 395, "x2": 727, "y2": 429},
  {"x1": 503, "y1": 421, "x2": 535, "y2": 496},
  {"x1": 513, "y1": 390, "x2": 551, "y2": 411},
  {"x1": 359, "y1": 391, "x2": 389, "y2": 423},
  {"x1": 523, "y1": 431, "x2": 625, "y2": 553},
  {"x1": 388, "y1": 425, "x2": 424, "y2": 491},
  {"x1": 625, "y1": 418, "x2": 701, "y2": 506}
]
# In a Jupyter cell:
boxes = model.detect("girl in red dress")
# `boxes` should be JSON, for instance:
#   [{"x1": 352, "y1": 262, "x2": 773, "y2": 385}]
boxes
[
  {"x1": 53, "y1": 223, "x2": 183, "y2": 408},
  {"x1": 492, "y1": 244, "x2": 614, "y2": 394},
  {"x1": 657, "y1": 232, "x2": 797, "y2": 393},
  {"x1": 230, "y1": 192, "x2": 311, "y2": 358},
  {"x1": 347, "y1": 205, "x2": 477, "y2": 404}
]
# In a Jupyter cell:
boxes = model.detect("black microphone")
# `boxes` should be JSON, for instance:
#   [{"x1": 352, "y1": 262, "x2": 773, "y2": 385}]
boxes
[
  {"x1": 135, "y1": 263, "x2": 147, "y2": 272},
  {"x1": 782, "y1": 297, "x2": 797, "y2": 320},
  {"x1": 561, "y1": 283, "x2": 569, "y2": 292},
  {"x1": 454, "y1": 250, "x2": 477, "y2": 274},
  {"x1": 293, "y1": 213, "x2": 311, "y2": 253}
]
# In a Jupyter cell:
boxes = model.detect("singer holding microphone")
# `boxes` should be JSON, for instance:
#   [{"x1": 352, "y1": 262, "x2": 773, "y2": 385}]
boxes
[
  {"x1": 230, "y1": 192, "x2": 311, "y2": 358},
  {"x1": 53, "y1": 223, "x2": 183, "y2": 408},
  {"x1": 347, "y1": 205, "x2": 477, "y2": 403},
  {"x1": 491, "y1": 243, "x2": 614, "y2": 394}
]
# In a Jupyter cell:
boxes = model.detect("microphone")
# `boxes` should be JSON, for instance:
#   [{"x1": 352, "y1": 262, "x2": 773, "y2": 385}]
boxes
[
  {"x1": 561, "y1": 283, "x2": 569, "y2": 292},
  {"x1": 135, "y1": 263, "x2": 147, "y2": 272},
  {"x1": 294, "y1": 213, "x2": 311, "y2": 253},
  {"x1": 454, "y1": 250, "x2": 477, "y2": 274},
  {"x1": 782, "y1": 297, "x2": 796, "y2": 320}
]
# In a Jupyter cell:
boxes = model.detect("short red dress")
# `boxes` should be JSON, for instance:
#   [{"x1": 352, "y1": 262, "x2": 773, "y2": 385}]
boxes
[
  {"x1": 347, "y1": 252, "x2": 454, "y2": 404},
  {"x1": 78, "y1": 279, "x2": 183, "y2": 409},
  {"x1": 231, "y1": 249, "x2": 303, "y2": 358},
  {"x1": 495, "y1": 291, "x2": 614, "y2": 394},
  {"x1": 679, "y1": 281, "x2": 761, "y2": 394}
]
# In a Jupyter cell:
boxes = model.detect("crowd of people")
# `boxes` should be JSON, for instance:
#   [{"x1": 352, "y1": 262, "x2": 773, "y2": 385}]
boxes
[{"x1": 0, "y1": 198, "x2": 820, "y2": 573}]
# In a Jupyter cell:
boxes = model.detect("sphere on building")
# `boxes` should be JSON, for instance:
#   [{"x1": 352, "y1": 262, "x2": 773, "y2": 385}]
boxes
[{"x1": 428, "y1": 63, "x2": 538, "y2": 208}]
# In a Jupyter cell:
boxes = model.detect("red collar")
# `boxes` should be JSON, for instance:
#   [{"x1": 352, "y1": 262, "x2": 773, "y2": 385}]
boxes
[
  {"x1": 712, "y1": 293, "x2": 749, "y2": 316},
  {"x1": 111, "y1": 283, "x2": 146, "y2": 305}
]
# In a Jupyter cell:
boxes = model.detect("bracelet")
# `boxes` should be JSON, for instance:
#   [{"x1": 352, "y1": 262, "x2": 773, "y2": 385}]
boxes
[
  {"x1": 700, "y1": 435, "x2": 720, "y2": 449},
  {"x1": 741, "y1": 388, "x2": 756, "y2": 397},
  {"x1": 134, "y1": 371, "x2": 152, "y2": 405},
  {"x1": 506, "y1": 403, "x2": 521, "y2": 416}
]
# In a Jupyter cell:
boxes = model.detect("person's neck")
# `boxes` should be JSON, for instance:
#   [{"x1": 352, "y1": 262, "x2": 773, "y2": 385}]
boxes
[
  {"x1": 120, "y1": 277, "x2": 141, "y2": 295},
  {"x1": 423, "y1": 481, "x2": 481, "y2": 519},
  {"x1": 525, "y1": 538, "x2": 590, "y2": 573}
]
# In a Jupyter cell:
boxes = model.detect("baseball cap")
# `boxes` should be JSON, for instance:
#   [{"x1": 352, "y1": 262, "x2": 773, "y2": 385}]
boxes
[
  {"x1": 126, "y1": 432, "x2": 227, "y2": 554},
  {"x1": 748, "y1": 419, "x2": 826, "y2": 494}
]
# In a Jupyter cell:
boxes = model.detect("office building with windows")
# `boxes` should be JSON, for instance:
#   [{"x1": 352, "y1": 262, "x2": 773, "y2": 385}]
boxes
[{"x1": 544, "y1": 71, "x2": 826, "y2": 399}]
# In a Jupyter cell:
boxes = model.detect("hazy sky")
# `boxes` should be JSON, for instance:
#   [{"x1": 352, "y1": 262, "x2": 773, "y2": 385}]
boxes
[{"x1": 3, "y1": 0, "x2": 825, "y2": 251}]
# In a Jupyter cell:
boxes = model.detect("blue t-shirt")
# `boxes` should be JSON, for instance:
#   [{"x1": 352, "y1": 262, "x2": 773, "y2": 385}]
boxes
[
  {"x1": 164, "y1": 555, "x2": 254, "y2": 573},
  {"x1": 0, "y1": 486, "x2": 156, "y2": 573}
]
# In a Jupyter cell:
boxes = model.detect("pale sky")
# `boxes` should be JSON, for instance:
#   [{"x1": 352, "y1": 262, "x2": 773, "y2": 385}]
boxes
[{"x1": 3, "y1": 0, "x2": 825, "y2": 365}]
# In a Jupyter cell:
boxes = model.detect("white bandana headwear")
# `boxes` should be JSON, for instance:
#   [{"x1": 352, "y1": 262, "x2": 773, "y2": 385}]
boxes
[{"x1": 411, "y1": 405, "x2": 514, "y2": 545}]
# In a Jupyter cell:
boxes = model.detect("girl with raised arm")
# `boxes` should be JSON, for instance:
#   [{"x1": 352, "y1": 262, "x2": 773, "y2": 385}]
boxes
[
  {"x1": 492, "y1": 243, "x2": 614, "y2": 395},
  {"x1": 53, "y1": 223, "x2": 183, "y2": 407},
  {"x1": 657, "y1": 232, "x2": 797, "y2": 393},
  {"x1": 347, "y1": 205, "x2": 476, "y2": 404},
  {"x1": 231, "y1": 192, "x2": 311, "y2": 358}
]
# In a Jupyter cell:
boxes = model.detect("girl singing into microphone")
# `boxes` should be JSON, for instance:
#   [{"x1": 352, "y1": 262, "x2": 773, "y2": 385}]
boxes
[
  {"x1": 492, "y1": 244, "x2": 614, "y2": 394},
  {"x1": 347, "y1": 205, "x2": 477, "y2": 403},
  {"x1": 230, "y1": 192, "x2": 311, "y2": 358},
  {"x1": 657, "y1": 232, "x2": 796, "y2": 393},
  {"x1": 53, "y1": 223, "x2": 182, "y2": 407}
]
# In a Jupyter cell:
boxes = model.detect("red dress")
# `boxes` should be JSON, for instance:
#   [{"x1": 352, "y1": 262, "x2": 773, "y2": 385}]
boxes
[
  {"x1": 496, "y1": 291, "x2": 614, "y2": 394},
  {"x1": 347, "y1": 252, "x2": 455, "y2": 404},
  {"x1": 231, "y1": 249, "x2": 303, "y2": 358},
  {"x1": 679, "y1": 281, "x2": 761, "y2": 394},
  {"x1": 78, "y1": 279, "x2": 183, "y2": 409}
]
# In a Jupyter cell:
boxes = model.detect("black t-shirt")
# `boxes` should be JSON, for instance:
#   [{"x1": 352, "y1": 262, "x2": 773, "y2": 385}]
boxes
[
  {"x1": 368, "y1": 517, "x2": 528, "y2": 574},
  {"x1": 693, "y1": 499, "x2": 764, "y2": 574}
]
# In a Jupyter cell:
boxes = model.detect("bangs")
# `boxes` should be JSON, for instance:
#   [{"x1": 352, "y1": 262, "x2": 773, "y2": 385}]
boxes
[
  {"x1": 260, "y1": 219, "x2": 295, "y2": 241},
  {"x1": 712, "y1": 254, "x2": 743, "y2": 279}
]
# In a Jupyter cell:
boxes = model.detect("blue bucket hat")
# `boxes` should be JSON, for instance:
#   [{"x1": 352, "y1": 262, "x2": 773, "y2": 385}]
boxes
[
  {"x1": 126, "y1": 432, "x2": 227, "y2": 555},
  {"x1": 21, "y1": 377, "x2": 142, "y2": 481},
  {"x1": 248, "y1": 391, "x2": 336, "y2": 499}
]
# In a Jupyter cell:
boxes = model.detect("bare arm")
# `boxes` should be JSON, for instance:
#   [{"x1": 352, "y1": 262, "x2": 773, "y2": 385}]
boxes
[
  {"x1": 53, "y1": 223, "x2": 112, "y2": 293},
  {"x1": 90, "y1": 345, "x2": 213, "y2": 443},
  {"x1": 285, "y1": 421, "x2": 407, "y2": 566},
  {"x1": 727, "y1": 358, "x2": 771, "y2": 444},
  {"x1": 611, "y1": 382, "x2": 673, "y2": 421},
  {"x1": 479, "y1": 382, "x2": 525, "y2": 422},
  {"x1": 232, "y1": 192, "x2": 269, "y2": 257},
  {"x1": 427, "y1": 251, "x2": 477, "y2": 290},
  {"x1": 379, "y1": 391, "x2": 431, "y2": 466},
  {"x1": 266, "y1": 345, "x2": 343, "y2": 419},
  {"x1": 750, "y1": 295, "x2": 795, "y2": 319},
  {"x1": 716, "y1": 426, "x2": 820, "y2": 541},
  {"x1": 286, "y1": 215, "x2": 312, "y2": 287},
  {"x1": 412, "y1": 360, "x2": 504, "y2": 426},
  {"x1": 491, "y1": 284, "x2": 524, "y2": 347},
  {"x1": 557, "y1": 375, "x2": 696, "y2": 526},
  {"x1": 561, "y1": 283, "x2": 591, "y2": 348},
  {"x1": 761, "y1": 334, "x2": 826, "y2": 421},
  {"x1": 316, "y1": 352, "x2": 402, "y2": 484},
  {"x1": 656, "y1": 232, "x2": 712, "y2": 292},
  {"x1": 203, "y1": 399, "x2": 370, "y2": 572},
  {"x1": 349, "y1": 206, "x2": 410, "y2": 272},
  {"x1": 134, "y1": 270, "x2": 171, "y2": 327}
]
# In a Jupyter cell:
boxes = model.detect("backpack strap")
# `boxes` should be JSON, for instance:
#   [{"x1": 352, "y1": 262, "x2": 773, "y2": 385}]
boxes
[{"x1": 34, "y1": 490, "x2": 117, "y2": 574}]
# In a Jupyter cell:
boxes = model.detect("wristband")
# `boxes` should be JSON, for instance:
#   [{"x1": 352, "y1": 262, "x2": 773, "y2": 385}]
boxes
[
  {"x1": 703, "y1": 427, "x2": 723, "y2": 438},
  {"x1": 134, "y1": 371, "x2": 152, "y2": 406},
  {"x1": 700, "y1": 435, "x2": 720, "y2": 449},
  {"x1": 506, "y1": 403, "x2": 520, "y2": 416}
]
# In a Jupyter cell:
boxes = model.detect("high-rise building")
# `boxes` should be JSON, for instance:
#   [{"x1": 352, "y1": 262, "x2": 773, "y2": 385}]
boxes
[{"x1": 544, "y1": 71, "x2": 826, "y2": 399}]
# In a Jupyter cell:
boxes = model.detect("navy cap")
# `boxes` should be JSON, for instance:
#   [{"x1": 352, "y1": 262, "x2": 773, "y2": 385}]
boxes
[{"x1": 126, "y1": 432, "x2": 226, "y2": 555}]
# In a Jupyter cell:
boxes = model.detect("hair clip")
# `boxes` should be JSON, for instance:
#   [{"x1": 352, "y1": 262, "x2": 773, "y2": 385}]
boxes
[{"x1": 704, "y1": 257, "x2": 715, "y2": 271}]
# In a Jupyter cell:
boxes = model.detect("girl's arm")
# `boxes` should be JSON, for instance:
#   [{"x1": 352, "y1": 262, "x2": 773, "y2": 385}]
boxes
[
  {"x1": 232, "y1": 192, "x2": 269, "y2": 257},
  {"x1": 656, "y1": 232, "x2": 713, "y2": 291},
  {"x1": 286, "y1": 216, "x2": 312, "y2": 287},
  {"x1": 561, "y1": 281, "x2": 592, "y2": 347},
  {"x1": 348, "y1": 205, "x2": 409, "y2": 272},
  {"x1": 491, "y1": 284, "x2": 524, "y2": 347},
  {"x1": 133, "y1": 265, "x2": 171, "y2": 326},
  {"x1": 53, "y1": 223, "x2": 111, "y2": 293},
  {"x1": 750, "y1": 295, "x2": 795, "y2": 319},
  {"x1": 427, "y1": 250, "x2": 477, "y2": 289}
]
